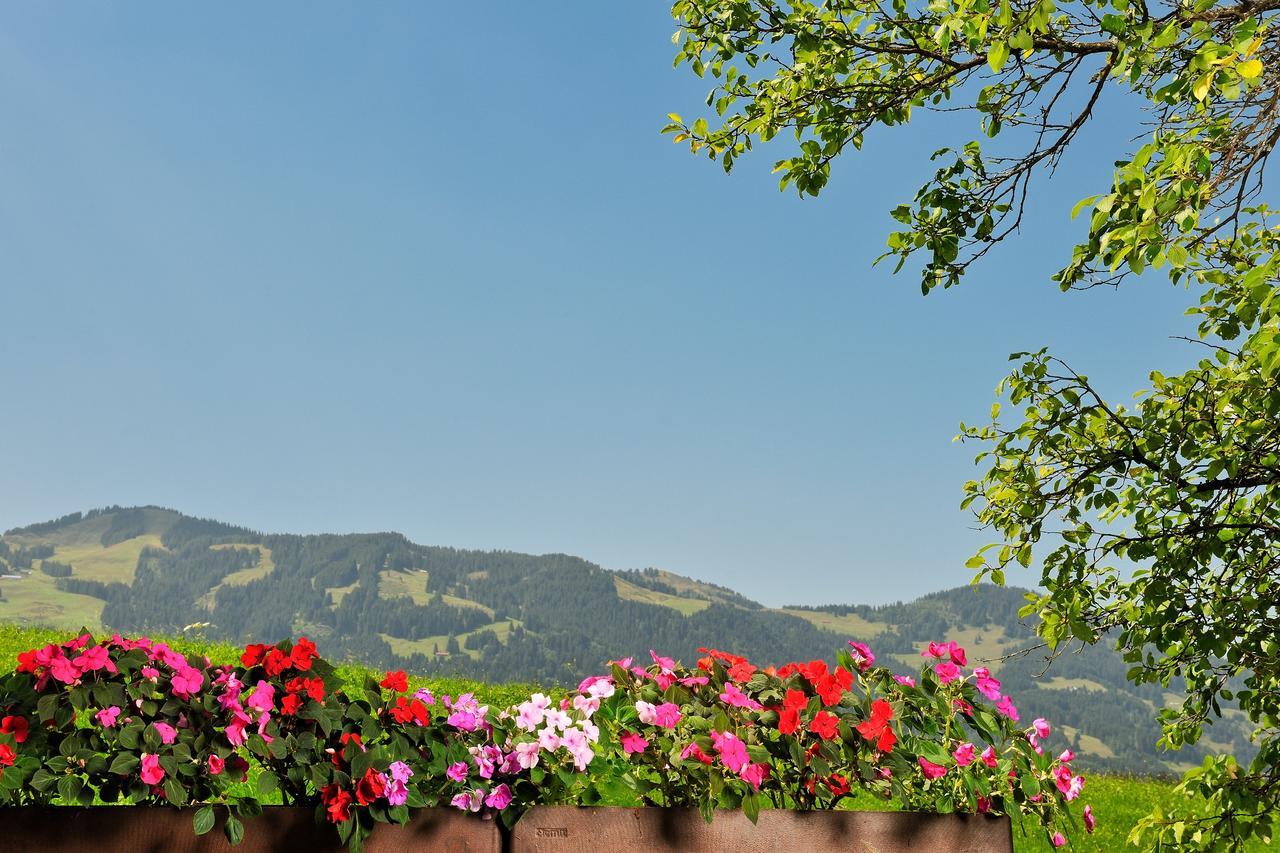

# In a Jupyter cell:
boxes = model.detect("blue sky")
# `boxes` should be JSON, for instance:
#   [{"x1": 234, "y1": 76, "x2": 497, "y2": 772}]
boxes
[{"x1": 0, "y1": 3, "x2": 1195, "y2": 606}]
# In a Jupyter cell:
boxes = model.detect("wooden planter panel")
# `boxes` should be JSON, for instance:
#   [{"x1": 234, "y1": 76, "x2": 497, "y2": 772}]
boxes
[
  {"x1": 512, "y1": 806, "x2": 1013, "y2": 853},
  {"x1": 0, "y1": 806, "x2": 499, "y2": 853}
]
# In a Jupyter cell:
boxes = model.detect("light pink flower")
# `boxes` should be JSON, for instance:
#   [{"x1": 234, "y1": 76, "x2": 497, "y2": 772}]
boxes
[
  {"x1": 95, "y1": 706, "x2": 121, "y2": 727},
  {"x1": 719, "y1": 683, "x2": 763, "y2": 711}
]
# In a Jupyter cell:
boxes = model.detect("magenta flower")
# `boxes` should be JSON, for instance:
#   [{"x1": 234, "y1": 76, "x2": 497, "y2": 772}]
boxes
[
  {"x1": 1032, "y1": 718, "x2": 1051, "y2": 742},
  {"x1": 995, "y1": 695, "x2": 1020, "y2": 722},
  {"x1": 1083, "y1": 804, "x2": 1096, "y2": 833},
  {"x1": 893, "y1": 674, "x2": 916, "y2": 687},
  {"x1": 620, "y1": 731, "x2": 649, "y2": 754},
  {"x1": 935, "y1": 662, "x2": 962, "y2": 684},
  {"x1": 170, "y1": 665, "x2": 204, "y2": 699},
  {"x1": 140, "y1": 753, "x2": 165, "y2": 786},
  {"x1": 246, "y1": 680, "x2": 274, "y2": 713},
  {"x1": 973, "y1": 667, "x2": 1002, "y2": 701},
  {"x1": 72, "y1": 645, "x2": 112, "y2": 673},
  {"x1": 385, "y1": 761, "x2": 412, "y2": 806},
  {"x1": 95, "y1": 706, "x2": 121, "y2": 728},
  {"x1": 153, "y1": 722, "x2": 177, "y2": 745},
  {"x1": 710, "y1": 730, "x2": 749, "y2": 774},
  {"x1": 847, "y1": 641, "x2": 875, "y2": 672},
  {"x1": 451, "y1": 789, "x2": 484, "y2": 812},
  {"x1": 741, "y1": 763, "x2": 767, "y2": 791},
  {"x1": 718, "y1": 683, "x2": 763, "y2": 711},
  {"x1": 952, "y1": 743, "x2": 976, "y2": 767},
  {"x1": 1051, "y1": 832, "x2": 1067, "y2": 847},
  {"x1": 446, "y1": 761, "x2": 469, "y2": 782},
  {"x1": 1059, "y1": 748, "x2": 1076, "y2": 763},
  {"x1": 652, "y1": 703, "x2": 682, "y2": 729},
  {"x1": 649, "y1": 649, "x2": 676, "y2": 673},
  {"x1": 917, "y1": 757, "x2": 948, "y2": 780},
  {"x1": 980, "y1": 745, "x2": 999, "y2": 768}
]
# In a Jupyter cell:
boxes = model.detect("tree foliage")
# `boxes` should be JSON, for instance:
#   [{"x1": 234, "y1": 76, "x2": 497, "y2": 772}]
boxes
[{"x1": 665, "y1": 0, "x2": 1280, "y2": 847}]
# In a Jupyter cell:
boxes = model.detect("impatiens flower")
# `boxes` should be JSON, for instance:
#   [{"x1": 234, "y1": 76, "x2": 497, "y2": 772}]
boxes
[
  {"x1": 620, "y1": 731, "x2": 649, "y2": 754},
  {"x1": 980, "y1": 745, "x2": 999, "y2": 768},
  {"x1": 484, "y1": 783, "x2": 513, "y2": 810},
  {"x1": 1084, "y1": 804, "x2": 1096, "y2": 833},
  {"x1": 935, "y1": 662, "x2": 962, "y2": 684},
  {"x1": 815, "y1": 667, "x2": 854, "y2": 706},
  {"x1": 995, "y1": 695, "x2": 1020, "y2": 722},
  {"x1": 741, "y1": 763, "x2": 768, "y2": 791},
  {"x1": 141, "y1": 666, "x2": 160, "y2": 681},
  {"x1": 810, "y1": 710, "x2": 840, "y2": 740},
  {"x1": 322, "y1": 784, "x2": 353, "y2": 823},
  {"x1": 264, "y1": 648, "x2": 291, "y2": 676},
  {"x1": 247, "y1": 680, "x2": 275, "y2": 713},
  {"x1": 1051, "y1": 832, "x2": 1067, "y2": 847},
  {"x1": 652, "y1": 703, "x2": 682, "y2": 729},
  {"x1": 170, "y1": 665, "x2": 204, "y2": 699},
  {"x1": 391, "y1": 697, "x2": 431, "y2": 726},
  {"x1": 917, "y1": 757, "x2": 948, "y2": 780},
  {"x1": 1032, "y1": 718, "x2": 1051, "y2": 743},
  {"x1": 95, "y1": 706, "x2": 121, "y2": 728},
  {"x1": 225, "y1": 754, "x2": 250, "y2": 782},
  {"x1": 385, "y1": 761, "x2": 412, "y2": 806},
  {"x1": 893, "y1": 675, "x2": 916, "y2": 687},
  {"x1": 678, "y1": 675, "x2": 710, "y2": 687},
  {"x1": 537, "y1": 728, "x2": 560, "y2": 751},
  {"x1": 355, "y1": 768, "x2": 388, "y2": 806},
  {"x1": 240, "y1": 644, "x2": 269, "y2": 667},
  {"x1": 281, "y1": 694, "x2": 303, "y2": 716},
  {"x1": 514, "y1": 741, "x2": 541, "y2": 769},
  {"x1": 289, "y1": 637, "x2": 318, "y2": 671},
  {"x1": 650, "y1": 649, "x2": 676, "y2": 673},
  {"x1": 224, "y1": 709, "x2": 252, "y2": 746},
  {"x1": 719, "y1": 682, "x2": 763, "y2": 711},
  {"x1": 976, "y1": 796, "x2": 991, "y2": 814},
  {"x1": 380, "y1": 671, "x2": 408, "y2": 693},
  {"x1": 952, "y1": 743, "x2": 976, "y2": 767},
  {"x1": 0, "y1": 716, "x2": 28, "y2": 744},
  {"x1": 207, "y1": 754, "x2": 225, "y2": 775},
  {"x1": 680, "y1": 742, "x2": 714, "y2": 765},
  {"x1": 709, "y1": 730, "x2": 749, "y2": 774},
  {"x1": 0, "y1": 744, "x2": 14, "y2": 768},
  {"x1": 572, "y1": 695, "x2": 600, "y2": 718},
  {"x1": 856, "y1": 699, "x2": 896, "y2": 753},
  {"x1": 50, "y1": 656, "x2": 79, "y2": 685},
  {"x1": 1059, "y1": 748, "x2": 1076, "y2": 763},
  {"x1": 451, "y1": 789, "x2": 485, "y2": 812},
  {"x1": 560, "y1": 727, "x2": 595, "y2": 771},
  {"x1": 973, "y1": 667, "x2": 1002, "y2": 701},
  {"x1": 140, "y1": 753, "x2": 165, "y2": 786},
  {"x1": 778, "y1": 707, "x2": 801, "y2": 736},
  {"x1": 414, "y1": 687, "x2": 436, "y2": 705},
  {"x1": 447, "y1": 761, "x2": 469, "y2": 782},
  {"x1": 153, "y1": 722, "x2": 177, "y2": 745},
  {"x1": 847, "y1": 641, "x2": 875, "y2": 672},
  {"x1": 1054, "y1": 765, "x2": 1085, "y2": 801}
]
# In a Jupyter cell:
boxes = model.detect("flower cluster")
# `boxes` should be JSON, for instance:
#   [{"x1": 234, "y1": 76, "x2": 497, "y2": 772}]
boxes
[{"x1": 0, "y1": 632, "x2": 1093, "y2": 850}]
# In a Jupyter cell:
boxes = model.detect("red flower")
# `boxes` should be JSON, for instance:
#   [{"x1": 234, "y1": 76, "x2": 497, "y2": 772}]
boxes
[
  {"x1": 390, "y1": 697, "x2": 430, "y2": 726},
  {"x1": 776, "y1": 663, "x2": 800, "y2": 679},
  {"x1": 380, "y1": 670, "x2": 408, "y2": 692},
  {"x1": 1, "y1": 716, "x2": 29, "y2": 744},
  {"x1": 355, "y1": 767, "x2": 386, "y2": 806},
  {"x1": 0, "y1": 743, "x2": 15, "y2": 768},
  {"x1": 15, "y1": 649, "x2": 39, "y2": 674},
  {"x1": 285, "y1": 676, "x2": 326, "y2": 702},
  {"x1": 778, "y1": 708, "x2": 801, "y2": 735},
  {"x1": 811, "y1": 710, "x2": 839, "y2": 740},
  {"x1": 798, "y1": 660, "x2": 830, "y2": 684},
  {"x1": 240, "y1": 643, "x2": 269, "y2": 668},
  {"x1": 856, "y1": 699, "x2": 897, "y2": 753},
  {"x1": 825, "y1": 774, "x2": 850, "y2": 796},
  {"x1": 783, "y1": 689, "x2": 809, "y2": 711},
  {"x1": 280, "y1": 694, "x2": 303, "y2": 716},
  {"x1": 264, "y1": 648, "x2": 291, "y2": 677},
  {"x1": 321, "y1": 784, "x2": 353, "y2": 823},
  {"x1": 290, "y1": 637, "x2": 318, "y2": 671},
  {"x1": 727, "y1": 660, "x2": 758, "y2": 683},
  {"x1": 815, "y1": 667, "x2": 854, "y2": 706}
]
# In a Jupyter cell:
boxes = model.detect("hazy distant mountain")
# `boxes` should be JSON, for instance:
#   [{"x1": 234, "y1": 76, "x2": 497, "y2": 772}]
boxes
[{"x1": 0, "y1": 506, "x2": 1254, "y2": 774}]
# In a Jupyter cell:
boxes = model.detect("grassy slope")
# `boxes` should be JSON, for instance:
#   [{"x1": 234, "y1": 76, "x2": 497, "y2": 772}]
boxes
[{"x1": 3, "y1": 625, "x2": 1272, "y2": 850}]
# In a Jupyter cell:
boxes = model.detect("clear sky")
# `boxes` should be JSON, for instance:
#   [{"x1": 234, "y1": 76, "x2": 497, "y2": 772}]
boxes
[{"x1": 0, "y1": 3, "x2": 1197, "y2": 606}]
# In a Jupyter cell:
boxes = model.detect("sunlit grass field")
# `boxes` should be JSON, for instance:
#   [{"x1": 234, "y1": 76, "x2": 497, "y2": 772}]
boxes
[{"x1": 1, "y1": 624, "x2": 1272, "y2": 850}]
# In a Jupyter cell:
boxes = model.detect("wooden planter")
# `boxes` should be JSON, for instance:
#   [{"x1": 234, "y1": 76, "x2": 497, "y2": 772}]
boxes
[
  {"x1": 0, "y1": 806, "x2": 500, "y2": 853},
  {"x1": 512, "y1": 806, "x2": 1014, "y2": 853}
]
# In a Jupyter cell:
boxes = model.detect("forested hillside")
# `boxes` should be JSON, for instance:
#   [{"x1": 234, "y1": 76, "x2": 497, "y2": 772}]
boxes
[{"x1": 0, "y1": 506, "x2": 1255, "y2": 774}]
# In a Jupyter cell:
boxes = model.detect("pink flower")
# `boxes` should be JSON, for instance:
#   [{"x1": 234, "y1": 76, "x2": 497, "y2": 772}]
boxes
[
  {"x1": 922, "y1": 641, "x2": 966, "y2": 665},
  {"x1": 620, "y1": 731, "x2": 649, "y2": 754},
  {"x1": 1054, "y1": 766, "x2": 1085, "y2": 801},
  {"x1": 451, "y1": 789, "x2": 484, "y2": 812},
  {"x1": 952, "y1": 743, "x2": 976, "y2": 767},
  {"x1": 935, "y1": 662, "x2": 962, "y2": 684},
  {"x1": 95, "y1": 706, "x2": 121, "y2": 728},
  {"x1": 847, "y1": 641, "x2": 875, "y2": 672},
  {"x1": 1051, "y1": 832, "x2": 1066, "y2": 847},
  {"x1": 516, "y1": 697, "x2": 548, "y2": 731},
  {"x1": 140, "y1": 753, "x2": 165, "y2": 786},
  {"x1": 678, "y1": 675, "x2": 710, "y2": 687},
  {"x1": 649, "y1": 650, "x2": 675, "y2": 673},
  {"x1": 980, "y1": 746, "x2": 998, "y2": 768},
  {"x1": 73, "y1": 645, "x2": 113, "y2": 673},
  {"x1": 893, "y1": 674, "x2": 916, "y2": 687},
  {"x1": 973, "y1": 667, "x2": 1002, "y2": 701},
  {"x1": 386, "y1": 761, "x2": 412, "y2": 806},
  {"x1": 153, "y1": 722, "x2": 177, "y2": 745},
  {"x1": 446, "y1": 762, "x2": 469, "y2": 782},
  {"x1": 170, "y1": 665, "x2": 204, "y2": 700},
  {"x1": 719, "y1": 683, "x2": 763, "y2": 711},
  {"x1": 709, "y1": 731, "x2": 749, "y2": 774},
  {"x1": 652, "y1": 703, "x2": 682, "y2": 729},
  {"x1": 514, "y1": 741, "x2": 541, "y2": 769},
  {"x1": 995, "y1": 695, "x2": 1019, "y2": 722},
  {"x1": 537, "y1": 728, "x2": 560, "y2": 751},
  {"x1": 207, "y1": 754, "x2": 225, "y2": 775},
  {"x1": 484, "y1": 783, "x2": 512, "y2": 810},
  {"x1": 224, "y1": 709, "x2": 252, "y2": 747},
  {"x1": 740, "y1": 763, "x2": 767, "y2": 791},
  {"x1": 50, "y1": 656, "x2": 79, "y2": 685},
  {"x1": 1032, "y1": 718, "x2": 1051, "y2": 742},
  {"x1": 246, "y1": 680, "x2": 274, "y2": 713},
  {"x1": 1059, "y1": 748, "x2": 1075, "y2": 763},
  {"x1": 141, "y1": 666, "x2": 160, "y2": 681},
  {"x1": 917, "y1": 757, "x2": 948, "y2": 780},
  {"x1": 1084, "y1": 804, "x2": 1096, "y2": 833}
]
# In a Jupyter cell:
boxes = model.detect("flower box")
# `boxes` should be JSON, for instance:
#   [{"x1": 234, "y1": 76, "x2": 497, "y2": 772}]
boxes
[
  {"x1": 0, "y1": 806, "x2": 500, "y2": 853},
  {"x1": 511, "y1": 806, "x2": 1013, "y2": 853}
]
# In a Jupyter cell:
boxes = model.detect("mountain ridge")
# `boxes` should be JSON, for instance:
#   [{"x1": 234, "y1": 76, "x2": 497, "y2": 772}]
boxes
[{"x1": 0, "y1": 505, "x2": 1255, "y2": 775}]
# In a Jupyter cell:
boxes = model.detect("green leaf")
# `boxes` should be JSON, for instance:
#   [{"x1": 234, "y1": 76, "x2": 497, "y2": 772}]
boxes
[
  {"x1": 987, "y1": 42, "x2": 1009, "y2": 73},
  {"x1": 224, "y1": 814, "x2": 244, "y2": 846},
  {"x1": 1238, "y1": 59, "x2": 1262, "y2": 80},
  {"x1": 257, "y1": 771, "x2": 279, "y2": 796},
  {"x1": 193, "y1": 806, "x2": 216, "y2": 836}
]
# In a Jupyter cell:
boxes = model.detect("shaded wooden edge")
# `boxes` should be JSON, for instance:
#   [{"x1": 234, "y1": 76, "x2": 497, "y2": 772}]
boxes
[
  {"x1": 0, "y1": 805, "x2": 500, "y2": 853},
  {"x1": 511, "y1": 806, "x2": 1015, "y2": 853}
]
